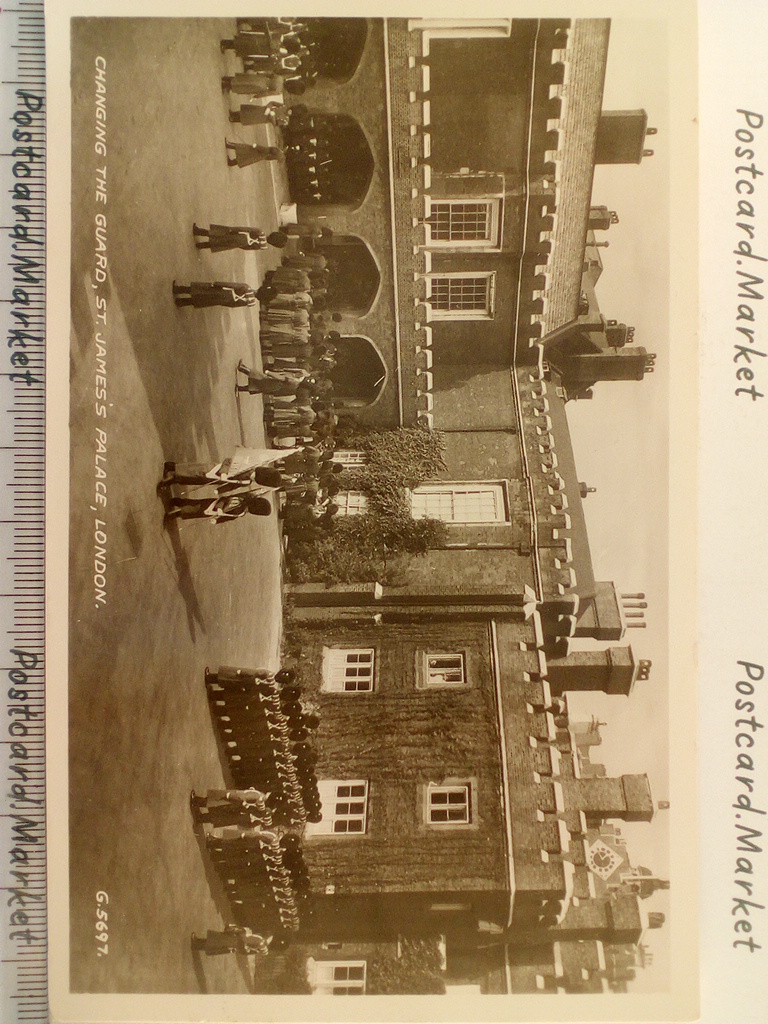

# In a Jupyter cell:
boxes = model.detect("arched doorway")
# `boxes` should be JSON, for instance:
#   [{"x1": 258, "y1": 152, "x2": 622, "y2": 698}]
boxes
[
  {"x1": 317, "y1": 236, "x2": 381, "y2": 315},
  {"x1": 303, "y1": 18, "x2": 368, "y2": 83},
  {"x1": 285, "y1": 112, "x2": 375, "y2": 208},
  {"x1": 330, "y1": 337, "x2": 388, "y2": 406}
]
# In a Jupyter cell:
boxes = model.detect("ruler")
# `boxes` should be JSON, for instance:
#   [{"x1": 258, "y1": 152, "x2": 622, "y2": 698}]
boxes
[{"x1": 0, "y1": 2, "x2": 47, "y2": 1023}]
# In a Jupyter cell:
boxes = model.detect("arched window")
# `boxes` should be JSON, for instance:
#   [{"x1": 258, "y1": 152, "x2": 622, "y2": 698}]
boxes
[
  {"x1": 302, "y1": 18, "x2": 368, "y2": 83},
  {"x1": 286, "y1": 113, "x2": 375, "y2": 208},
  {"x1": 317, "y1": 235, "x2": 381, "y2": 315},
  {"x1": 329, "y1": 336, "x2": 388, "y2": 407}
]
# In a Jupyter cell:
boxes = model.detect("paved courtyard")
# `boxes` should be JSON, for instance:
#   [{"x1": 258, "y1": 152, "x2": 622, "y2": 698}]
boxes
[{"x1": 69, "y1": 19, "x2": 287, "y2": 993}]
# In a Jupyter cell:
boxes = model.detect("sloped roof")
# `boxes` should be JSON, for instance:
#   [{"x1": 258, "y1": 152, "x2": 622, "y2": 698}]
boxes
[
  {"x1": 543, "y1": 20, "x2": 610, "y2": 333},
  {"x1": 545, "y1": 380, "x2": 597, "y2": 600}
]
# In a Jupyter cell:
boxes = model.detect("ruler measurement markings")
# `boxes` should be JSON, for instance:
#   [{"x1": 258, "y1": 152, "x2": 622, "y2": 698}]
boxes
[{"x1": 1, "y1": 3, "x2": 47, "y2": 1023}]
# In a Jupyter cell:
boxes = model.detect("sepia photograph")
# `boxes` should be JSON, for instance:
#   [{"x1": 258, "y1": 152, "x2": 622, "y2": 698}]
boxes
[{"x1": 46, "y1": 4, "x2": 698, "y2": 1020}]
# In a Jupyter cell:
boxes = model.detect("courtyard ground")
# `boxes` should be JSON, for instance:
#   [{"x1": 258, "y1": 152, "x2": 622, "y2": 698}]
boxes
[{"x1": 68, "y1": 18, "x2": 288, "y2": 993}]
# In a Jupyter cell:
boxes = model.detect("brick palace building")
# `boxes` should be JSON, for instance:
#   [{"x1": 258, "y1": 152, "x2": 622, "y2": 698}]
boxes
[{"x1": 256, "y1": 16, "x2": 666, "y2": 995}]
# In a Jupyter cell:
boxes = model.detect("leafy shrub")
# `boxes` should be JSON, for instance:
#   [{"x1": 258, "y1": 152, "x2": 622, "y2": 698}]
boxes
[
  {"x1": 285, "y1": 427, "x2": 448, "y2": 584},
  {"x1": 256, "y1": 948, "x2": 311, "y2": 994},
  {"x1": 367, "y1": 936, "x2": 446, "y2": 995}
]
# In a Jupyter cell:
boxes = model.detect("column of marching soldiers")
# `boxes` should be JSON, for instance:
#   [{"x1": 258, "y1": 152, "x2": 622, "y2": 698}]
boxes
[
  {"x1": 175, "y1": 20, "x2": 352, "y2": 963},
  {"x1": 163, "y1": 19, "x2": 352, "y2": 533},
  {"x1": 190, "y1": 665, "x2": 323, "y2": 960}
]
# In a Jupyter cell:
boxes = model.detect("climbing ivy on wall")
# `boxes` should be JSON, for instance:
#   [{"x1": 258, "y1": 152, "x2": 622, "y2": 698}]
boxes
[
  {"x1": 287, "y1": 427, "x2": 448, "y2": 585},
  {"x1": 367, "y1": 936, "x2": 446, "y2": 995}
]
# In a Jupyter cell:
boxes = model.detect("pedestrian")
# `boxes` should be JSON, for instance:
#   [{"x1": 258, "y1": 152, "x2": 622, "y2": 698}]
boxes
[
  {"x1": 221, "y1": 71, "x2": 280, "y2": 96},
  {"x1": 268, "y1": 403, "x2": 316, "y2": 429},
  {"x1": 191, "y1": 924, "x2": 271, "y2": 956},
  {"x1": 278, "y1": 450, "x2": 321, "y2": 475},
  {"x1": 192, "y1": 223, "x2": 267, "y2": 252},
  {"x1": 266, "y1": 223, "x2": 332, "y2": 248},
  {"x1": 204, "y1": 822, "x2": 279, "y2": 846},
  {"x1": 283, "y1": 77, "x2": 308, "y2": 96},
  {"x1": 268, "y1": 267, "x2": 311, "y2": 291},
  {"x1": 265, "y1": 232, "x2": 290, "y2": 250},
  {"x1": 282, "y1": 252, "x2": 328, "y2": 272},
  {"x1": 159, "y1": 460, "x2": 281, "y2": 490},
  {"x1": 273, "y1": 294, "x2": 314, "y2": 312},
  {"x1": 220, "y1": 30, "x2": 271, "y2": 59},
  {"x1": 242, "y1": 53, "x2": 301, "y2": 76},
  {"x1": 159, "y1": 447, "x2": 292, "y2": 492},
  {"x1": 205, "y1": 664, "x2": 277, "y2": 684},
  {"x1": 236, "y1": 362, "x2": 302, "y2": 397},
  {"x1": 228, "y1": 100, "x2": 291, "y2": 127},
  {"x1": 261, "y1": 306, "x2": 311, "y2": 325},
  {"x1": 225, "y1": 140, "x2": 283, "y2": 168},
  {"x1": 261, "y1": 327, "x2": 310, "y2": 346},
  {"x1": 261, "y1": 343, "x2": 311, "y2": 362},
  {"x1": 165, "y1": 492, "x2": 272, "y2": 523},
  {"x1": 172, "y1": 281, "x2": 256, "y2": 308},
  {"x1": 269, "y1": 422, "x2": 315, "y2": 441},
  {"x1": 281, "y1": 479, "x2": 319, "y2": 502},
  {"x1": 191, "y1": 788, "x2": 271, "y2": 827}
]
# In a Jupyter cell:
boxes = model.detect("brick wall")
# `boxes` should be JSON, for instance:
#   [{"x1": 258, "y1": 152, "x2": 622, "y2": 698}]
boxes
[
  {"x1": 432, "y1": 366, "x2": 518, "y2": 430},
  {"x1": 290, "y1": 18, "x2": 609, "y2": 428},
  {"x1": 427, "y1": 26, "x2": 537, "y2": 172},
  {"x1": 386, "y1": 20, "x2": 429, "y2": 424},
  {"x1": 427, "y1": 254, "x2": 520, "y2": 366},
  {"x1": 553, "y1": 893, "x2": 642, "y2": 943},
  {"x1": 292, "y1": 19, "x2": 401, "y2": 429},
  {"x1": 494, "y1": 622, "x2": 569, "y2": 899},
  {"x1": 392, "y1": 429, "x2": 533, "y2": 583},
  {"x1": 441, "y1": 422, "x2": 520, "y2": 473},
  {"x1": 401, "y1": 548, "x2": 532, "y2": 594},
  {"x1": 556, "y1": 939, "x2": 604, "y2": 992},
  {"x1": 285, "y1": 620, "x2": 508, "y2": 895},
  {"x1": 506, "y1": 942, "x2": 557, "y2": 993}
]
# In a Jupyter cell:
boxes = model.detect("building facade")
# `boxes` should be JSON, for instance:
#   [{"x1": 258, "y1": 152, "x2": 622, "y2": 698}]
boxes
[{"x1": 275, "y1": 17, "x2": 664, "y2": 994}]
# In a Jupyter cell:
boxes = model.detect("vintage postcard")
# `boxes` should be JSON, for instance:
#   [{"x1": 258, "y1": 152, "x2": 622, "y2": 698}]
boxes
[
  {"x1": 44, "y1": 1, "x2": 698, "y2": 1021},
  {"x1": 698, "y1": 2, "x2": 768, "y2": 1022}
]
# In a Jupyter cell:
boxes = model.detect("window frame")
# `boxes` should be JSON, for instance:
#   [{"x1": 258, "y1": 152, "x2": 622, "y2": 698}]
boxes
[
  {"x1": 425, "y1": 197, "x2": 503, "y2": 249},
  {"x1": 309, "y1": 959, "x2": 367, "y2": 995},
  {"x1": 426, "y1": 782, "x2": 473, "y2": 827},
  {"x1": 408, "y1": 481, "x2": 509, "y2": 525},
  {"x1": 335, "y1": 490, "x2": 369, "y2": 516},
  {"x1": 420, "y1": 651, "x2": 468, "y2": 689},
  {"x1": 321, "y1": 648, "x2": 375, "y2": 694},
  {"x1": 425, "y1": 271, "x2": 496, "y2": 321},
  {"x1": 306, "y1": 780, "x2": 369, "y2": 837},
  {"x1": 332, "y1": 450, "x2": 368, "y2": 469}
]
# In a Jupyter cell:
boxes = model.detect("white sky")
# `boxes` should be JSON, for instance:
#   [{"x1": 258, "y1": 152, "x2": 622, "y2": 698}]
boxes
[{"x1": 565, "y1": 19, "x2": 672, "y2": 989}]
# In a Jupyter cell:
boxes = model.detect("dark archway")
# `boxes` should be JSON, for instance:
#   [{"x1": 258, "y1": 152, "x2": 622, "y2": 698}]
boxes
[
  {"x1": 330, "y1": 337, "x2": 387, "y2": 406},
  {"x1": 303, "y1": 18, "x2": 368, "y2": 83},
  {"x1": 317, "y1": 236, "x2": 381, "y2": 315},
  {"x1": 286, "y1": 112, "x2": 375, "y2": 208}
]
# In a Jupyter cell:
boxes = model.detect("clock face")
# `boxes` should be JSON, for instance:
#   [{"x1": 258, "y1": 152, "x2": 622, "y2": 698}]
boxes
[{"x1": 587, "y1": 838, "x2": 623, "y2": 880}]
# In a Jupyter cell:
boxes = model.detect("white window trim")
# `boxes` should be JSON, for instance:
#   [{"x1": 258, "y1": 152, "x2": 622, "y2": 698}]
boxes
[
  {"x1": 408, "y1": 19, "x2": 512, "y2": 39},
  {"x1": 309, "y1": 959, "x2": 367, "y2": 995},
  {"x1": 306, "y1": 780, "x2": 369, "y2": 837},
  {"x1": 425, "y1": 197, "x2": 502, "y2": 249},
  {"x1": 424, "y1": 271, "x2": 496, "y2": 321},
  {"x1": 426, "y1": 781, "x2": 474, "y2": 827},
  {"x1": 321, "y1": 648, "x2": 375, "y2": 693},
  {"x1": 336, "y1": 490, "x2": 369, "y2": 516},
  {"x1": 332, "y1": 450, "x2": 368, "y2": 469},
  {"x1": 408, "y1": 481, "x2": 509, "y2": 525},
  {"x1": 421, "y1": 651, "x2": 468, "y2": 688}
]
